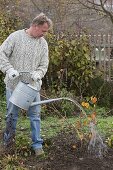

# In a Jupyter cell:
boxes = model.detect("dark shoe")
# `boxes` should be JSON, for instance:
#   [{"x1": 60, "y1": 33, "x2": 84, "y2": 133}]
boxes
[
  {"x1": 34, "y1": 148, "x2": 44, "y2": 157},
  {"x1": 3, "y1": 131, "x2": 15, "y2": 147}
]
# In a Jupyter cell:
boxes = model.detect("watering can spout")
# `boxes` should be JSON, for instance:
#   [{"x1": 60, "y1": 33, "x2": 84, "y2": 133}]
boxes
[{"x1": 30, "y1": 98, "x2": 63, "y2": 106}]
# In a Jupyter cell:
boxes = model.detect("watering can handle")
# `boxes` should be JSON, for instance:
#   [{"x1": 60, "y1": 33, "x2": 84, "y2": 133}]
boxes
[
  {"x1": 18, "y1": 71, "x2": 40, "y2": 88},
  {"x1": 19, "y1": 71, "x2": 34, "y2": 84},
  {"x1": 19, "y1": 71, "x2": 31, "y2": 75}
]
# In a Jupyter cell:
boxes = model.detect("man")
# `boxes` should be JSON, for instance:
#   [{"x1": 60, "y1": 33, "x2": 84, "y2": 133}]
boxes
[{"x1": 0, "y1": 13, "x2": 52, "y2": 156}]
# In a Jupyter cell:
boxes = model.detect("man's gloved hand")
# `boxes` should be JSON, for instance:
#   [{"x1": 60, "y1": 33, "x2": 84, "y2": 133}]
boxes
[
  {"x1": 6, "y1": 68, "x2": 19, "y2": 80},
  {"x1": 31, "y1": 71, "x2": 42, "y2": 90},
  {"x1": 31, "y1": 71, "x2": 41, "y2": 82}
]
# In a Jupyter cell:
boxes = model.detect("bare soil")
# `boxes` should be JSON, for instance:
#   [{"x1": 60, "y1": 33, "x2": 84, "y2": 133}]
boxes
[
  {"x1": 0, "y1": 129, "x2": 113, "y2": 170},
  {"x1": 26, "y1": 130, "x2": 113, "y2": 170}
]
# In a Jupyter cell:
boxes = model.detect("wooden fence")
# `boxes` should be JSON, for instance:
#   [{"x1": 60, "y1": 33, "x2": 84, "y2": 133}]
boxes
[{"x1": 88, "y1": 34, "x2": 113, "y2": 82}]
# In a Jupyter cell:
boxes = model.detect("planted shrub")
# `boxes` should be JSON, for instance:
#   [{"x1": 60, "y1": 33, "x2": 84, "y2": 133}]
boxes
[{"x1": 44, "y1": 33, "x2": 95, "y2": 96}]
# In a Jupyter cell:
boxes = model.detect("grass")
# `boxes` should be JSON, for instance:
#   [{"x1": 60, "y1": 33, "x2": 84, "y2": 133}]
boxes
[
  {"x1": 0, "y1": 97, "x2": 113, "y2": 140},
  {"x1": 1, "y1": 113, "x2": 113, "y2": 140},
  {"x1": 97, "y1": 117, "x2": 113, "y2": 137}
]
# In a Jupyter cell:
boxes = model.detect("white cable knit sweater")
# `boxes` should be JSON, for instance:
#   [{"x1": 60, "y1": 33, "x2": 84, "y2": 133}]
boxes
[{"x1": 0, "y1": 29, "x2": 49, "y2": 90}]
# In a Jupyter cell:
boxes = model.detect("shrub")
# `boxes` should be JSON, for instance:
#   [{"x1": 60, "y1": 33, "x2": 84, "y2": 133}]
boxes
[
  {"x1": 43, "y1": 33, "x2": 95, "y2": 97},
  {"x1": 87, "y1": 76, "x2": 113, "y2": 110}
]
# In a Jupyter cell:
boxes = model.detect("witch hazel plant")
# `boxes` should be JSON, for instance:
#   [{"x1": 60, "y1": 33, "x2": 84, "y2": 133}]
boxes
[{"x1": 75, "y1": 96, "x2": 98, "y2": 142}]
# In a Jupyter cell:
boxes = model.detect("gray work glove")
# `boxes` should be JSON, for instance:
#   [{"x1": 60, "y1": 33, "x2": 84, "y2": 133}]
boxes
[{"x1": 6, "y1": 68, "x2": 19, "y2": 80}]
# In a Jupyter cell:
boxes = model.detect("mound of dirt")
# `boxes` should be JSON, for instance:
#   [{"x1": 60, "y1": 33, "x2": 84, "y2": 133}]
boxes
[{"x1": 26, "y1": 129, "x2": 113, "y2": 170}]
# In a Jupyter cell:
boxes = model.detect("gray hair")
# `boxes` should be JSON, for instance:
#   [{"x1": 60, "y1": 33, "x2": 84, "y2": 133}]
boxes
[{"x1": 31, "y1": 13, "x2": 52, "y2": 28}]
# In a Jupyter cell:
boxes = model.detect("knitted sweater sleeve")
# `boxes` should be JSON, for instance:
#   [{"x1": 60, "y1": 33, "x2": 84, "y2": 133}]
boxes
[
  {"x1": 36, "y1": 40, "x2": 49, "y2": 79},
  {"x1": 0, "y1": 34, "x2": 14, "y2": 73}
]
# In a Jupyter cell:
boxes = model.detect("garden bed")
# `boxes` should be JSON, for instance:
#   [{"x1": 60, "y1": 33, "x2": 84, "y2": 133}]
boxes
[{"x1": 6, "y1": 129, "x2": 112, "y2": 170}]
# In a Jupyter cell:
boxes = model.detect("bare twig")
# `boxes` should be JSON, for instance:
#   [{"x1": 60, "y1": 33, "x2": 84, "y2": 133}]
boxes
[
  {"x1": 78, "y1": 0, "x2": 113, "y2": 24},
  {"x1": 30, "y1": 0, "x2": 42, "y2": 12}
]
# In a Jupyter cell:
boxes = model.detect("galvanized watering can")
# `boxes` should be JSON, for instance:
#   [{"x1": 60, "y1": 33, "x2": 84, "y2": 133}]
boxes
[{"x1": 9, "y1": 81, "x2": 63, "y2": 110}]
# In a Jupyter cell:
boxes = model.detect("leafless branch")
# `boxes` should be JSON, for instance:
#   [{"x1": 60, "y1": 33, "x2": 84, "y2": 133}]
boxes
[
  {"x1": 100, "y1": 0, "x2": 113, "y2": 23},
  {"x1": 30, "y1": 0, "x2": 42, "y2": 12},
  {"x1": 78, "y1": 0, "x2": 113, "y2": 24}
]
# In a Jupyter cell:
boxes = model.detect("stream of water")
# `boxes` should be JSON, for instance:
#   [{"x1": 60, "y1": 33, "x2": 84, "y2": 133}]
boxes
[{"x1": 88, "y1": 122, "x2": 107, "y2": 158}]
